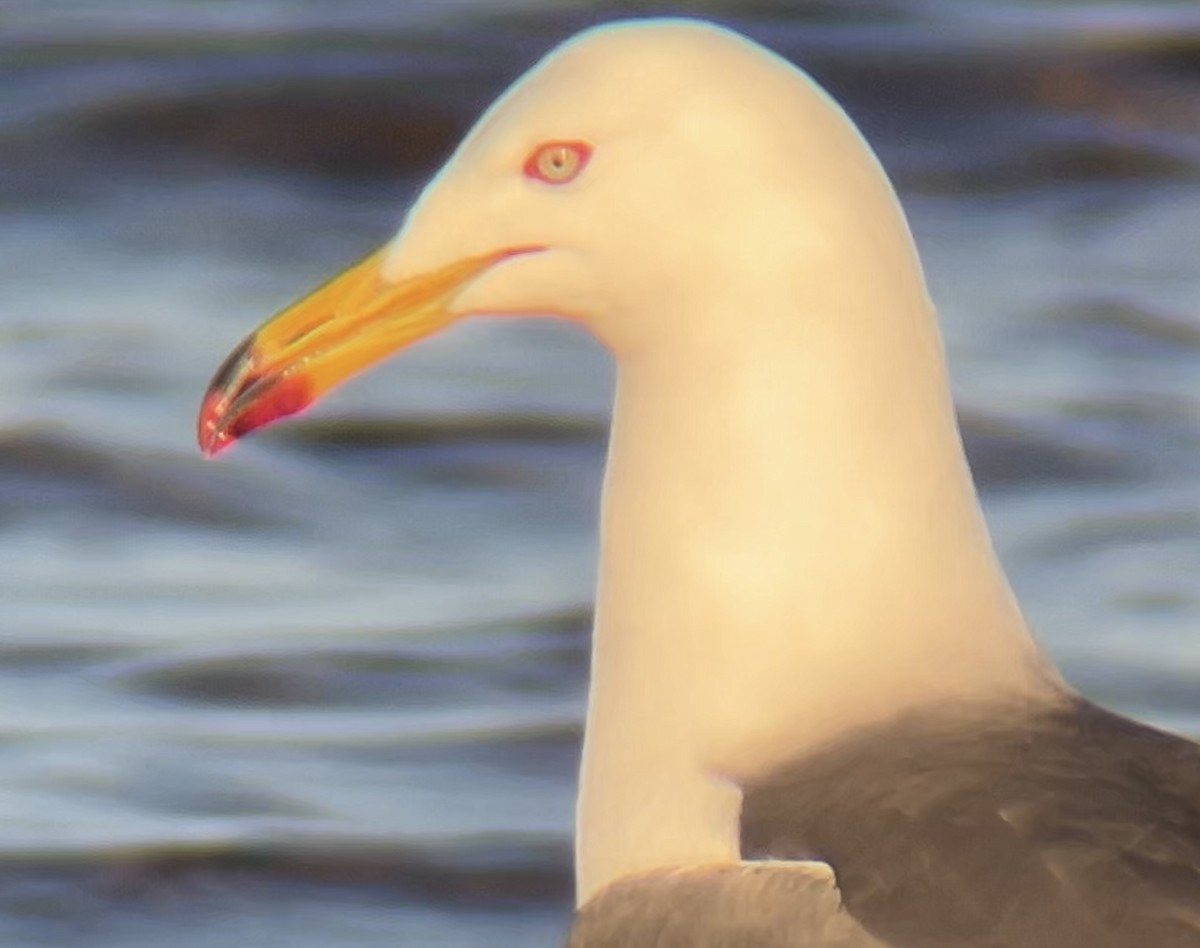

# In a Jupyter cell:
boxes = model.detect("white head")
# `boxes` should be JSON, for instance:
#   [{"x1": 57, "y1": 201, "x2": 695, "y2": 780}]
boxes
[{"x1": 199, "y1": 18, "x2": 927, "y2": 452}]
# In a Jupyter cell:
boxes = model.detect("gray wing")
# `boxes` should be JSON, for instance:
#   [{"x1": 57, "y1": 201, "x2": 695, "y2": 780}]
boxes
[
  {"x1": 743, "y1": 698, "x2": 1200, "y2": 948},
  {"x1": 566, "y1": 861, "x2": 890, "y2": 947}
]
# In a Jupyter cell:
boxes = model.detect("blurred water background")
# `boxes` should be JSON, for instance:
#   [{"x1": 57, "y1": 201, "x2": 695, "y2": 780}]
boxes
[{"x1": 1, "y1": 0, "x2": 1199, "y2": 944}]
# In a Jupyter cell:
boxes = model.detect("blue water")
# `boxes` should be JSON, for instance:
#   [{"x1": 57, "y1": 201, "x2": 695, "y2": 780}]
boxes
[{"x1": 2, "y1": 0, "x2": 1200, "y2": 944}]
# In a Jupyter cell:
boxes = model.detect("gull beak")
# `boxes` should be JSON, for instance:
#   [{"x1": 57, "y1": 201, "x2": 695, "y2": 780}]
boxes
[{"x1": 197, "y1": 244, "x2": 534, "y2": 456}]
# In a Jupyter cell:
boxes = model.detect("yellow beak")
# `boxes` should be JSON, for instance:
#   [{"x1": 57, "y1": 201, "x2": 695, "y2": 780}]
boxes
[{"x1": 197, "y1": 245, "x2": 530, "y2": 456}]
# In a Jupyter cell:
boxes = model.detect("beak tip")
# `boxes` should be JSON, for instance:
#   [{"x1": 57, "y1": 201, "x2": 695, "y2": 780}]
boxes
[
  {"x1": 196, "y1": 372, "x2": 315, "y2": 459},
  {"x1": 198, "y1": 431, "x2": 231, "y2": 459},
  {"x1": 196, "y1": 390, "x2": 230, "y2": 458}
]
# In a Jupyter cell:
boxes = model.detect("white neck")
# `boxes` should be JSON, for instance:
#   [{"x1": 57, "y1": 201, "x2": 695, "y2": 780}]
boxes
[{"x1": 572, "y1": 187, "x2": 1058, "y2": 905}]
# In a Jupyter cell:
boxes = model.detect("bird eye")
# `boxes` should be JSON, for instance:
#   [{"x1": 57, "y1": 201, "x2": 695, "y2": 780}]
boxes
[{"x1": 524, "y1": 140, "x2": 592, "y2": 184}]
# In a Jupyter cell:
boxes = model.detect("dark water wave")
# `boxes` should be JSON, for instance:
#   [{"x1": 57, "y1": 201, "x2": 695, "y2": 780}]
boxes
[
  {"x1": 0, "y1": 427, "x2": 293, "y2": 529},
  {"x1": 0, "y1": 833, "x2": 571, "y2": 910},
  {"x1": 1025, "y1": 504, "x2": 1200, "y2": 559},
  {"x1": 108, "y1": 606, "x2": 591, "y2": 709},
  {"x1": 959, "y1": 409, "x2": 1141, "y2": 488},
  {"x1": 267, "y1": 412, "x2": 607, "y2": 451},
  {"x1": 1044, "y1": 295, "x2": 1200, "y2": 354}
]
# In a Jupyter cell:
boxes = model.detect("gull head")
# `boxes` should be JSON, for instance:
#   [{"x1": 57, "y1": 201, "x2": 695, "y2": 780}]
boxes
[{"x1": 198, "y1": 18, "x2": 899, "y2": 455}]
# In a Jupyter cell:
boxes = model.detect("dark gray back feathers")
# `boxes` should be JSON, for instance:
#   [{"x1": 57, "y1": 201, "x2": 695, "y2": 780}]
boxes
[{"x1": 744, "y1": 698, "x2": 1200, "y2": 947}]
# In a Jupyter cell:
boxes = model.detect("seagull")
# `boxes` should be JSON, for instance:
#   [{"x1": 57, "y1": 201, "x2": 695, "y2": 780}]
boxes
[{"x1": 197, "y1": 18, "x2": 1200, "y2": 947}]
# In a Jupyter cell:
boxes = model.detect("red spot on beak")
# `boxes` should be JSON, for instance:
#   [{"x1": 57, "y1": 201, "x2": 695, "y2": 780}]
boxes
[{"x1": 198, "y1": 372, "x2": 314, "y2": 457}]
